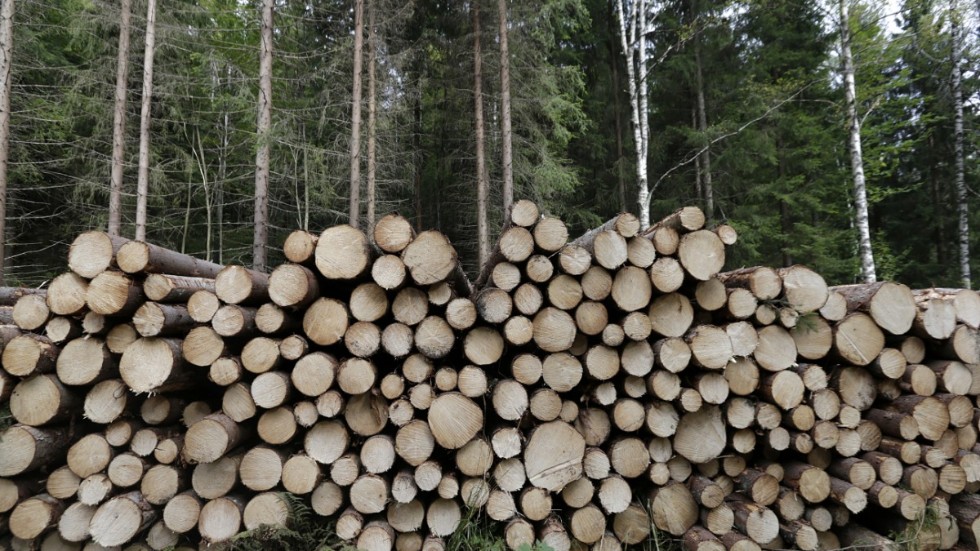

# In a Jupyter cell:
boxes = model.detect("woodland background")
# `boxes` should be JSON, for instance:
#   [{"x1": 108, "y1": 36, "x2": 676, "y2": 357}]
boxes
[{"x1": 0, "y1": 0, "x2": 976, "y2": 289}]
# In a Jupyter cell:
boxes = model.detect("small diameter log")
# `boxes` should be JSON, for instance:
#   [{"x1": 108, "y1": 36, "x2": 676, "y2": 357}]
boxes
[
  {"x1": 611, "y1": 266, "x2": 652, "y2": 312},
  {"x1": 144, "y1": 273, "x2": 215, "y2": 302},
  {"x1": 718, "y1": 267, "x2": 782, "y2": 301},
  {"x1": 888, "y1": 395, "x2": 950, "y2": 441},
  {"x1": 215, "y1": 265, "x2": 270, "y2": 305},
  {"x1": 134, "y1": 302, "x2": 195, "y2": 337},
  {"x1": 401, "y1": 230, "x2": 457, "y2": 285},
  {"x1": 649, "y1": 293, "x2": 694, "y2": 338},
  {"x1": 753, "y1": 325, "x2": 797, "y2": 371},
  {"x1": 89, "y1": 491, "x2": 157, "y2": 547},
  {"x1": 86, "y1": 271, "x2": 144, "y2": 315},
  {"x1": 373, "y1": 254, "x2": 407, "y2": 290},
  {"x1": 121, "y1": 337, "x2": 197, "y2": 393},
  {"x1": 116, "y1": 240, "x2": 224, "y2": 277},
  {"x1": 47, "y1": 316, "x2": 82, "y2": 342},
  {"x1": 183, "y1": 412, "x2": 250, "y2": 464},
  {"x1": 915, "y1": 296, "x2": 958, "y2": 340},
  {"x1": 374, "y1": 213, "x2": 416, "y2": 252},
  {"x1": 687, "y1": 325, "x2": 733, "y2": 370},
  {"x1": 650, "y1": 482, "x2": 699, "y2": 536},
  {"x1": 269, "y1": 263, "x2": 320, "y2": 308},
  {"x1": 283, "y1": 229, "x2": 318, "y2": 263},
  {"x1": 533, "y1": 216, "x2": 569, "y2": 252}
]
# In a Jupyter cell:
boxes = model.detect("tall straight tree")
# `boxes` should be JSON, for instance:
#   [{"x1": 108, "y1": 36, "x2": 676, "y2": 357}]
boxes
[
  {"x1": 108, "y1": 0, "x2": 131, "y2": 237},
  {"x1": 349, "y1": 0, "x2": 365, "y2": 229},
  {"x1": 474, "y1": 0, "x2": 489, "y2": 267},
  {"x1": 498, "y1": 0, "x2": 514, "y2": 214},
  {"x1": 134, "y1": 0, "x2": 157, "y2": 242},
  {"x1": 838, "y1": 0, "x2": 876, "y2": 282},
  {"x1": 692, "y1": 0, "x2": 713, "y2": 222},
  {"x1": 254, "y1": 0, "x2": 273, "y2": 271},
  {"x1": 614, "y1": 0, "x2": 652, "y2": 228},
  {"x1": 366, "y1": 0, "x2": 377, "y2": 230},
  {"x1": 0, "y1": 0, "x2": 12, "y2": 284},
  {"x1": 950, "y1": 5, "x2": 969, "y2": 287}
]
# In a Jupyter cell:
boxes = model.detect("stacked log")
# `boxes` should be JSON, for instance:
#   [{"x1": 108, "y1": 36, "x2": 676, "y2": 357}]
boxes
[{"x1": 1, "y1": 201, "x2": 979, "y2": 551}]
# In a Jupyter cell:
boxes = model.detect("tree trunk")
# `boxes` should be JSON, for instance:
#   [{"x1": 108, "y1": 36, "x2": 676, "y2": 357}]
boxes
[
  {"x1": 614, "y1": 0, "x2": 650, "y2": 228},
  {"x1": 473, "y1": 0, "x2": 489, "y2": 268},
  {"x1": 839, "y1": 0, "x2": 875, "y2": 283},
  {"x1": 366, "y1": 0, "x2": 377, "y2": 231},
  {"x1": 108, "y1": 0, "x2": 131, "y2": 237},
  {"x1": 693, "y1": 14, "x2": 713, "y2": 223},
  {"x1": 951, "y1": 12, "x2": 969, "y2": 288},
  {"x1": 253, "y1": 0, "x2": 273, "y2": 271},
  {"x1": 498, "y1": 0, "x2": 513, "y2": 214},
  {"x1": 135, "y1": 0, "x2": 157, "y2": 242},
  {"x1": 0, "y1": 0, "x2": 14, "y2": 285},
  {"x1": 349, "y1": 0, "x2": 364, "y2": 229}
]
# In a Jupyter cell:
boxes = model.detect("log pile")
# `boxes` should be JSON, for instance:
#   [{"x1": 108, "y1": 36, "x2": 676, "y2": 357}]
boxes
[{"x1": 1, "y1": 200, "x2": 980, "y2": 551}]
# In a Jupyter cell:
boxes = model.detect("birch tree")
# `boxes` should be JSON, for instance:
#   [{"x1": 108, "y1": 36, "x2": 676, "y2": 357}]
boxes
[
  {"x1": 0, "y1": 0, "x2": 12, "y2": 284},
  {"x1": 108, "y1": 0, "x2": 131, "y2": 237},
  {"x1": 613, "y1": 0, "x2": 651, "y2": 228},
  {"x1": 498, "y1": 0, "x2": 514, "y2": 214},
  {"x1": 135, "y1": 0, "x2": 157, "y2": 242},
  {"x1": 253, "y1": 0, "x2": 273, "y2": 271},
  {"x1": 950, "y1": 4, "x2": 969, "y2": 287},
  {"x1": 474, "y1": 0, "x2": 489, "y2": 267},
  {"x1": 349, "y1": 0, "x2": 365, "y2": 229},
  {"x1": 838, "y1": 0, "x2": 876, "y2": 282}
]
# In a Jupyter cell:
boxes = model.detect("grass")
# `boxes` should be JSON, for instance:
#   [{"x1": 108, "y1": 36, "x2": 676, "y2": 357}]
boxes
[{"x1": 207, "y1": 495, "x2": 682, "y2": 551}]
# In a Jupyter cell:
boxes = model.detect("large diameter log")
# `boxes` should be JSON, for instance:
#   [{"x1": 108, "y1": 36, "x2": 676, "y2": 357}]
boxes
[
  {"x1": 915, "y1": 296, "x2": 957, "y2": 340},
  {"x1": 88, "y1": 491, "x2": 157, "y2": 547},
  {"x1": 269, "y1": 263, "x2": 320, "y2": 308},
  {"x1": 47, "y1": 272, "x2": 88, "y2": 315},
  {"x1": 86, "y1": 271, "x2": 144, "y2": 315},
  {"x1": 427, "y1": 393, "x2": 483, "y2": 450},
  {"x1": 10, "y1": 374, "x2": 79, "y2": 426},
  {"x1": 144, "y1": 273, "x2": 215, "y2": 302},
  {"x1": 134, "y1": 302, "x2": 195, "y2": 337},
  {"x1": 534, "y1": 216, "x2": 569, "y2": 252},
  {"x1": 183, "y1": 412, "x2": 250, "y2": 464},
  {"x1": 401, "y1": 230, "x2": 457, "y2": 285},
  {"x1": 650, "y1": 483, "x2": 699, "y2": 536},
  {"x1": 888, "y1": 395, "x2": 950, "y2": 441},
  {"x1": 532, "y1": 307, "x2": 576, "y2": 353},
  {"x1": 777, "y1": 265, "x2": 828, "y2": 313},
  {"x1": 121, "y1": 338, "x2": 197, "y2": 393},
  {"x1": 0, "y1": 425, "x2": 71, "y2": 477},
  {"x1": 833, "y1": 313, "x2": 885, "y2": 366},
  {"x1": 831, "y1": 281, "x2": 916, "y2": 335},
  {"x1": 524, "y1": 420, "x2": 585, "y2": 491},
  {"x1": 68, "y1": 231, "x2": 130, "y2": 278},
  {"x1": 12, "y1": 294, "x2": 49, "y2": 331},
  {"x1": 303, "y1": 298, "x2": 349, "y2": 346},
  {"x1": 199, "y1": 495, "x2": 245, "y2": 543},
  {"x1": 673, "y1": 406, "x2": 726, "y2": 464},
  {"x1": 2, "y1": 333, "x2": 59, "y2": 377},
  {"x1": 215, "y1": 265, "x2": 270, "y2": 304},
  {"x1": 9, "y1": 493, "x2": 64, "y2": 540},
  {"x1": 677, "y1": 230, "x2": 725, "y2": 281}
]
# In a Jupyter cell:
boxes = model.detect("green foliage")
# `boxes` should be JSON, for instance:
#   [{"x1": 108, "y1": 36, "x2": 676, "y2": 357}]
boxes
[{"x1": 210, "y1": 494, "x2": 344, "y2": 551}]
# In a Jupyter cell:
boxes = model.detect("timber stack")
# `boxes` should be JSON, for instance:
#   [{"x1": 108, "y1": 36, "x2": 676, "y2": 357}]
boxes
[{"x1": 1, "y1": 200, "x2": 979, "y2": 551}]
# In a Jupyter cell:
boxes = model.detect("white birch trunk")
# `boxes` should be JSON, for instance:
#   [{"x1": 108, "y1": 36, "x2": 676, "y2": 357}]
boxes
[
  {"x1": 366, "y1": 0, "x2": 377, "y2": 231},
  {"x1": 349, "y1": 0, "x2": 365, "y2": 229},
  {"x1": 839, "y1": 0, "x2": 876, "y2": 283},
  {"x1": 135, "y1": 0, "x2": 157, "y2": 242},
  {"x1": 951, "y1": 12, "x2": 969, "y2": 288},
  {"x1": 474, "y1": 0, "x2": 489, "y2": 268},
  {"x1": 498, "y1": 0, "x2": 514, "y2": 215},
  {"x1": 0, "y1": 0, "x2": 12, "y2": 285},
  {"x1": 253, "y1": 0, "x2": 273, "y2": 272},
  {"x1": 614, "y1": 0, "x2": 650, "y2": 229},
  {"x1": 108, "y1": 0, "x2": 131, "y2": 238}
]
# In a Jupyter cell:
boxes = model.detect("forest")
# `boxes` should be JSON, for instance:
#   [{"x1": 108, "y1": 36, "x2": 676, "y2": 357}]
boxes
[{"x1": 0, "y1": 0, "x2": 976, "y2": 289}]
